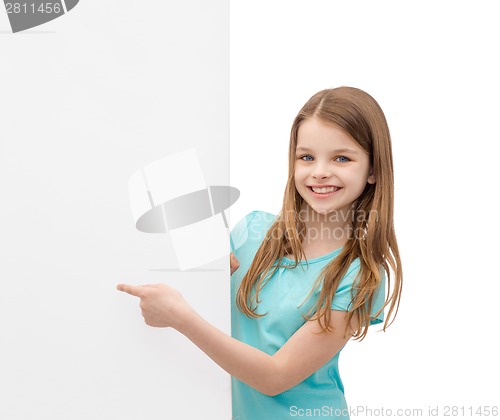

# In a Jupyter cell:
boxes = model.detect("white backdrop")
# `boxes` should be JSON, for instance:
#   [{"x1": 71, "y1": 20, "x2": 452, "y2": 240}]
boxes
[
  {"x1": 230, "y1": 1, "x2": 500, "y2": 419},
  {"x1": 2, "y1": 1, "x2": 499, "y2": 420}
]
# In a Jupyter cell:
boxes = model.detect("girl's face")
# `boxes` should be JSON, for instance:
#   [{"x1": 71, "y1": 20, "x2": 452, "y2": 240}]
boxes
[{"x1": 294, "y1": 116, "x2": 376, "y2": 219}]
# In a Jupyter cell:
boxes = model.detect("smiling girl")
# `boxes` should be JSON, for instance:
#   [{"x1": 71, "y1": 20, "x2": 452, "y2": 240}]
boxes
[{"x1": 118, "y1": 87, "x2": 403, "y2": 419}]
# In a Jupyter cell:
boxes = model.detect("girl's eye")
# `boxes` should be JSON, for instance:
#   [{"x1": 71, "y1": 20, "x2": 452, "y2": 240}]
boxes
[
  {"x1": 297, "y1": 155, "x2": 350, "y2": 162},
  {"x1": 299, "y1": 155, "x2": 313, "y2": 161}
]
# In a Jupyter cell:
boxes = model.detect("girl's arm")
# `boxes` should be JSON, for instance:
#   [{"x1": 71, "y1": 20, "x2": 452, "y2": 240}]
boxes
[
  {"x1": 230, "y1": 253, "x2": 240, "y2": 275},
  {"x1": 117, "y1": 283, "x2": 355, "y2": 396}
]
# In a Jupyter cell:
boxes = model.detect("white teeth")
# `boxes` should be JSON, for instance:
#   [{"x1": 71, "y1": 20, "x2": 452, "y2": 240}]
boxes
[{"x1": 311, "y1": 186, "x2": 339, "y2": 193}]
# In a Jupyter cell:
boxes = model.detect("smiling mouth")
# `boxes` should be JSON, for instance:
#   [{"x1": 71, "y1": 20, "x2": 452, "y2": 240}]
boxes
[{"x1": 308, "y1": 186, "x2": 342, "y2": 194}]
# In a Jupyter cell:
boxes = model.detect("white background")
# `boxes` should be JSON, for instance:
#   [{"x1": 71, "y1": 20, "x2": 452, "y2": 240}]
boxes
[
  {"x1": 230, "y1": 1, "x2": 500, "y2": 418},
  {"x1": 1, "y1": 2, "x2": 499, "y2": 420}
]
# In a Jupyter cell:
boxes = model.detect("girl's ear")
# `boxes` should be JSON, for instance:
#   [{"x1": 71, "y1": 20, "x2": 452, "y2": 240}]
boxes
[{"x1": 367, "y1": 168, "x2": 376, "y2": 184}]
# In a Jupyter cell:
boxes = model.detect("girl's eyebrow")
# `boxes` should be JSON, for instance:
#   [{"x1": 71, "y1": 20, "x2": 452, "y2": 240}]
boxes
[{"x1": 296, "y1": 146, "x2": 359, "y2": 154}]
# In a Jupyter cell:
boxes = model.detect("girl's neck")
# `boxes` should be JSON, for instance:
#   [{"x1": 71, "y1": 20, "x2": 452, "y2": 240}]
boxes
[{"x1": 298, "y1": 203, "x2": 353, "y2": 249}]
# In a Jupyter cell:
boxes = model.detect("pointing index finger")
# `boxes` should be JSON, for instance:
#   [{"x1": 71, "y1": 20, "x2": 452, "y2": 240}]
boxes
[{"x1": 117, "y1": 283, "x2": 144, "y2": 297}]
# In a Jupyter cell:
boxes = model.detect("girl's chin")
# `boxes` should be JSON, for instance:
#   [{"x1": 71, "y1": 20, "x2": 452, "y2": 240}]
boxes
[
  {"x1": 306, "y1": 203, "x2": 350, "y2": 217},
  {"x1": 309, "y1": 206, "x2": 337, "y2": 216}
]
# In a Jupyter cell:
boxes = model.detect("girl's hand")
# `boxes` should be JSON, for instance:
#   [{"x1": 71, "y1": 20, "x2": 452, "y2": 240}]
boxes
[
  {"x1": 116, "y1": 283, "x2": 193, "y2": 330},
  {"x1": 230, "y1": 253, "x2": 240, "y2": 275}
]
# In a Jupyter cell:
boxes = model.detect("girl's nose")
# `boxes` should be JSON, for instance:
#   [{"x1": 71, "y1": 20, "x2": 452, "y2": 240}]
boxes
[{"x1": 312, "y1": 162, "x2": 332, "y2": 179}]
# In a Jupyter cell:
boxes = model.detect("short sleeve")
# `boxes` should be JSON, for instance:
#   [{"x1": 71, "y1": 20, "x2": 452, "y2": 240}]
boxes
[
  {"x1": 331, "y1": 262, "x2": 386, "y2": 326},
  {"x1": 229, "y1": 211, "x2": 278, "y2": 282},
  {"x1": 229, "y1": 211, "x2": 259, "y2": 253},
  {"x1": 230, "y1": 210, "x2": 278, "y2": 253}
]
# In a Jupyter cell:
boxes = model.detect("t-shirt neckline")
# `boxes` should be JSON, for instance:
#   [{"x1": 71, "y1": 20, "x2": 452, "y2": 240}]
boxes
[{"x1": 281, "y1": 245, "x2": 344, "y2": 264}]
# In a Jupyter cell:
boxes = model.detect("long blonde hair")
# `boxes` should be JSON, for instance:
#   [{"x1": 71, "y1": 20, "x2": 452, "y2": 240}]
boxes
[{"x1": 236, "y1": 87, "x2": 403, "y2": 340}]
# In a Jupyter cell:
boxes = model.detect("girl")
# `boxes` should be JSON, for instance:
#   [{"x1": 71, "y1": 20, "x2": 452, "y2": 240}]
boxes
[{"x1": 118, "y1": 86, "x2": 403, "y2": 419}]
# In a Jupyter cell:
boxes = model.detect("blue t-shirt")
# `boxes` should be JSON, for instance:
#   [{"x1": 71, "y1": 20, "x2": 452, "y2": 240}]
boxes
[{"x1": 230, "y1": 211, "x2": 386, "y2": 420}]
